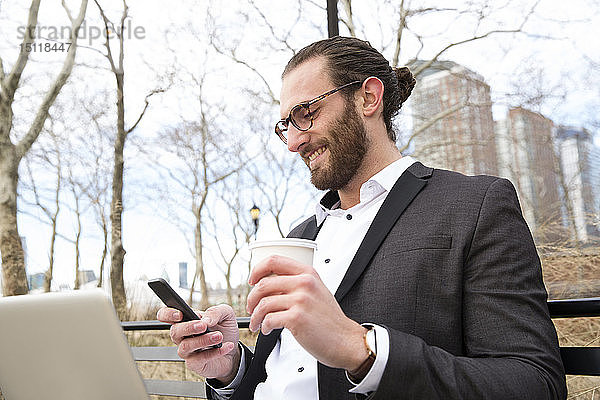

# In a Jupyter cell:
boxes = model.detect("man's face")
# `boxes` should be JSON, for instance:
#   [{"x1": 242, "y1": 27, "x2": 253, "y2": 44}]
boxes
[{"x1": 280, "y1": 58, "x2": 369, "y2": 191}]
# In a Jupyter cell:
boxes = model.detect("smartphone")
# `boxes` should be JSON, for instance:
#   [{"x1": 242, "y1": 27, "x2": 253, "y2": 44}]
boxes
[{"x1": 148, "y1": 278, "x2": 222, "y2": 348}]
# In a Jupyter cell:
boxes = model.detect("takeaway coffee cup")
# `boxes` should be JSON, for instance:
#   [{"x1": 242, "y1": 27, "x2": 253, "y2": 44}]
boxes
[{"x1": 248, "y1": 238, "x2": 317, "y2": 267}]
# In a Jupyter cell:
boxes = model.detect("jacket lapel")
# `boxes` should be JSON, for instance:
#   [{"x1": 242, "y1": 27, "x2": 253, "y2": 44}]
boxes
[{"x1": 334, "y1": 163, "x2": 430, "y2": 302}]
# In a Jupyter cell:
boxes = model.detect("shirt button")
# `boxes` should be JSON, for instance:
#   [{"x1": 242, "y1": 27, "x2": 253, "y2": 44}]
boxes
[
  {"x1": 298, "y1": 367, "x2": 304, "y2": 373},
  {"x1": 324, "y1": 258, "x2": 330, "y2": 263},
  {"x1": 346, "y1": 214, "x2": 352, "y2": 220}
]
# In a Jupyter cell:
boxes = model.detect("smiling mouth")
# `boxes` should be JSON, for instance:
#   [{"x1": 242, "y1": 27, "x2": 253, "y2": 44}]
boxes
[{"x1": 307, "y1": 146, "x2": 327, "y2": 162}]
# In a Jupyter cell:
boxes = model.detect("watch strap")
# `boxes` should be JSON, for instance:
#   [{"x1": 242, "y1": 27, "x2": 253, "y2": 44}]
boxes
[{"x1": 348, "y1": 327, "x2": 376, "y2": 382}]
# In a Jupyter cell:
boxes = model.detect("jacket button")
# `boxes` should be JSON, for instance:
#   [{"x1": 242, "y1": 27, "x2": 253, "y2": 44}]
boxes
[
  {"x1": 346, "y1": 214, "x2": 352, "y2": 220},
  {"x1": 298, "y1": 367, "x2": 304, "y2": 372}
]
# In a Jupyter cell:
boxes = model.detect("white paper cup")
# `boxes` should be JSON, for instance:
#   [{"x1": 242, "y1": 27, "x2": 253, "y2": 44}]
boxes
[{"x1": 248, "y1": 238, "x2": 317, "y2": 267}]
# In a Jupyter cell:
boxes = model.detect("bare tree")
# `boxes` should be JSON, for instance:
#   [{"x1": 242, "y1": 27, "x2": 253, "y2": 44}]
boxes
[
  {"x1": 61, "y1": 144, "x2": 92, "y2": 290},
  {"x1": 206, "y1": 2, "x2": 320, "y2": 238},
  {"x1": 151, "y1": 112, "x2": 246, "y2": 309},
  {"x1": 70, "y1": 90, "x2": 113, "y2": 288},
  {"x1": 21, "y1": 127, "x2": 64, "y2": 292},
  {"x1": 247, "y1": 136, "x2": 313, "y2": 238},
  {"x1": 205, "y1": 174, "x2": 255, "y2": 312},
  {"x1": 0, "y1": 0, "x2": 88, "y2": 296},
  {"x1": 93, "y1": 0, "x2": 162, "y2": 318},
  {"x1": 19, "y1": 104, "x2": 96, "y2": 292},
  {"x1": 79, "y1": 118, "x2": 111, "y2": 289},
  {"x1": 68, "y1": 173, "x2": 84, "y2": 289}
]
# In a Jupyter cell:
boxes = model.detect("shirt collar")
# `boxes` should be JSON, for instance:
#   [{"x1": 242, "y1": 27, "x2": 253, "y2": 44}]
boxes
[{"x1": 315, "y1": 156, "x2": 417, "y2": 225}]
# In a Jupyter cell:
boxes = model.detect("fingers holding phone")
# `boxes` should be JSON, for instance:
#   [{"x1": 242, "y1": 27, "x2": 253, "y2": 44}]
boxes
[
  {"x1": 156, "y1": 307, "x2": 185, "y2": 323},
  {"x1": 164, "y1": 304, "x2": 241, "y2": 381},
  {"x1": 150, "y1": 279, "x2": 241, "y2": 382}
]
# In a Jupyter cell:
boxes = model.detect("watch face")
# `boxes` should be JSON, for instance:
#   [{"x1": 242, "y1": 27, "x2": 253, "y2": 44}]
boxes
[{"x1": 366, "y1": 328, "x2": 377, "y2": 356}]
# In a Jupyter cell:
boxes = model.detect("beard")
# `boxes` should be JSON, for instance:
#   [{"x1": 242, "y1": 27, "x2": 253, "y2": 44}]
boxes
[{"x1": 308, "y1": 102, "x2": 369, "y2": 191}]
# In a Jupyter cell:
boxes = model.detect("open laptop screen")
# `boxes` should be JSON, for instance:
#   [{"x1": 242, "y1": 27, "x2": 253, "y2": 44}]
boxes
[{"x1": 0, "y1": 290, "x2": 148, "y2": 400}]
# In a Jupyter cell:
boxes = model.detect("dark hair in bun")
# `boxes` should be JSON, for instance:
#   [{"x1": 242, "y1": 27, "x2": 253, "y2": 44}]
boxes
[{"x1": 284, "y1": 36, "x2": 416, "y2": 142}]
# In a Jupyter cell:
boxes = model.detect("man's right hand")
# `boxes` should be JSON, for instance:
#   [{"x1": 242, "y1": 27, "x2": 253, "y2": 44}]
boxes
[{"x1": 157, "y1": 304, "x2": 241, "y2": 384}]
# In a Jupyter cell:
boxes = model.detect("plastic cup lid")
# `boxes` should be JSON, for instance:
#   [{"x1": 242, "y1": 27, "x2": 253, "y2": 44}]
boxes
[{"x1": 248, "y1": 238, "x2": 317, "y2": 250}]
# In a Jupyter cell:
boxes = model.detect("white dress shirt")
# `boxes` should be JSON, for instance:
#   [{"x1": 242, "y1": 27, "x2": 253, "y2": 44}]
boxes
[{"x1": 213, "y1": 156, "x2": 417, "y2": 399}]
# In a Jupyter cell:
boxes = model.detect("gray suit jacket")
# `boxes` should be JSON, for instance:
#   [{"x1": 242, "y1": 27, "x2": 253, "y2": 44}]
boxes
[{"x1": 211, "y1": 162, "x2": 566, "y2": 399}]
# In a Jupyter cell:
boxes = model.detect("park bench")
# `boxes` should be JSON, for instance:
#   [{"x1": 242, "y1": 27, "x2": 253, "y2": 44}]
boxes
[{"x1": 122, "y1": 298, "x2": 600, "y2": 398}]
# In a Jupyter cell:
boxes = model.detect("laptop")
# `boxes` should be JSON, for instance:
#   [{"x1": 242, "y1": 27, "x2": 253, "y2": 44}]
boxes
[{"x1": 0, "y1": 290, "x2": 149, "y2": 400}]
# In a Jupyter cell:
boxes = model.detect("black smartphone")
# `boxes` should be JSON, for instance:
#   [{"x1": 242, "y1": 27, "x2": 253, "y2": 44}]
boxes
[{"x1": 148, "y1": 278, "x2": 222, "y2": 348}]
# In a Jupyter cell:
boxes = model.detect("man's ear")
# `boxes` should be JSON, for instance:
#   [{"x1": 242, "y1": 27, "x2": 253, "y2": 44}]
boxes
[{"x1": 359, "y1": 76, "x2": 384, "y2": 118}]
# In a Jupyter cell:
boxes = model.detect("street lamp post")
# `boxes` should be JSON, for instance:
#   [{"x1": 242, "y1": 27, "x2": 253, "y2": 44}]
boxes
[
  {"x1": 250, "y1": 204, "x2": 260, "y2": 240},
  {"x1": 327, "y1": 0, "x2": 339, "y2": 38}
]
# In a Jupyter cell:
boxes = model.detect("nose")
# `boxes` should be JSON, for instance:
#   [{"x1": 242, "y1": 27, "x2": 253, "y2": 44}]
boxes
[{"x1": 286, "y1": 126, "x2": 310, "y2": 153}]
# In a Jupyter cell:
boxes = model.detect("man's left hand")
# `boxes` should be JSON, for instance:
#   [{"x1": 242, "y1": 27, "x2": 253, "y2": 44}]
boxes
[{"x1": 247, "y1": 255, "x2": 369, "y2": 371}]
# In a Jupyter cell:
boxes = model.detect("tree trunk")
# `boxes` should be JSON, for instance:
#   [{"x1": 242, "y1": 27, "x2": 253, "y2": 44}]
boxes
[
  {"x1": 97, "y1": 214, "x2": 108, "y2": 288},
  {"x1": 226, "y1": 272, "x2": 232, "y2": 309},
  {"x1": 0, "y1": 144, "x2": 28, "y2": 296},
  {"x1": 43, "y1": 169, "x2": 61, "y2": 292},
  {"x1": 110, "y1": 72, "x2": 127, "y2": 319},
  {"x1": 43, "y1": 216, "x2": 58, "y2": 292},
  {"x1": 190, "y1": 205, "x2": 210, "y2": 310},
  {"x1": 0, "y1": 0, "x2": 87, "y2": 296},
  {"x1": 73, "y1": 193, "x2": 82, "y2": 289}
]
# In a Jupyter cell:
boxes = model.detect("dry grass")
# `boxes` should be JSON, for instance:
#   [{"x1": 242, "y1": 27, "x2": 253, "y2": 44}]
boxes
[
  {"x1": 124, "y1": 328, "x2": 259, "y2": 400},
  {"x1": 543, "y1": 248, "x2": 600, "y2": 399},
  {"x1": 555, "y1": 317, "x2": 600, "y2": 399}
]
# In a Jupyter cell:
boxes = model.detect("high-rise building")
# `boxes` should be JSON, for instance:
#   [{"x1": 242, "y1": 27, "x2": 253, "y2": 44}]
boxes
[
  {"x1": 495, "y1": 107, "x2": 562, "y2": 240},
  {"x1": 409, "y1": 60, "x2": 497, "y2": 176},
  {"x1": 27, "y1": 273, "x2": 46, "y2": 291},
  {"x1": 556, "y1": 126, "x2": 600, "y2": 244},
  {"x1": 77, "y1": 270, "x2": 97, "y2": 285},
  {"x1": 179, "y1": 262, "x2": 188, "y2": 288}
]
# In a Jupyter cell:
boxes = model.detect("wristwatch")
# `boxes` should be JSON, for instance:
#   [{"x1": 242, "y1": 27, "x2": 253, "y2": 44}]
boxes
[{"x1": 348, "y1": 326, "x2": 377, "y2": 382}]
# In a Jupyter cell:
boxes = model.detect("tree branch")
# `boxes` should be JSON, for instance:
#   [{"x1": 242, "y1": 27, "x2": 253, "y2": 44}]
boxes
[
  {"x1": 93, "y1": 0, "x2": 118, "y2": 75},
  {"x1": 399, "y1": 101, "x2": 466, "y2": 153},
  {"x1": 412, "y1": 29, "x2": 519, "y2": 77},
  {"x1": 247, "y1": 0, "x2": 296, "y2": 54},
  {"x1": 118, "y1": 0, "x2": 128, "y2": 73},
  {"x1": 126, "y1": 89, "x2": 164, "y2": 134},
  {"x1": 392, "y1": 0, "x2": 407, "y2": 67},
  {"x1": 412, "y1": 1, "x2": 540, "y2": 77},
  {"x1": 0, "y1": 56, "x2": 5, "y2": 84},
  {"x1": 2, "y1": 0, "x2": 40, "y2": 103},
  {"x1": 15, "y1": 0, "x2": 88, "y2": 160},
  {"x1": 208, "y1": 32, "x2": 279, "y2": 105},
  {"x1": 61, "y1": 0, "x2": 74, "y2": 22},
  {"x1": 339, "y1": 0, "x2": 356, "y2": 38}
]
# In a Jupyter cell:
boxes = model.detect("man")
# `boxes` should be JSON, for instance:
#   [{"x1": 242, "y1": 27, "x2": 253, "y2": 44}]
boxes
[{"x1": 159, "y1": 36, "x2": 566, "y2": 399}]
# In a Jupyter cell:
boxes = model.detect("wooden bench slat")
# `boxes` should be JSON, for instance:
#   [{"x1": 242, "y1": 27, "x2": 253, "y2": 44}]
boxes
[
  {"x1": 132, "y1": 346, "x2": 182, "y2": 362},
  {"x1": 144, "y1": 379, "x2": 206, "y2": 398},
  {"x1": 132, "y1": 346, "x2": 256, "y2": 362}
]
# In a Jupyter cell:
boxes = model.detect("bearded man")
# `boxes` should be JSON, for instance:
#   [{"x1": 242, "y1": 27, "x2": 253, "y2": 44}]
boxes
[{"x1": 159, "y1": 36, "x2": 566, "y2": 400}]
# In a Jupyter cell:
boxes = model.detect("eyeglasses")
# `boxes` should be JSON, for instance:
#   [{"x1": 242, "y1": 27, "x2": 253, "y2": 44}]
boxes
[{"x1": 274, "y1": 80, "x2": 362, "y2": 144}]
